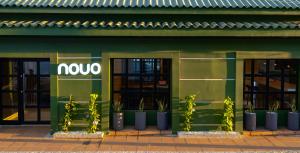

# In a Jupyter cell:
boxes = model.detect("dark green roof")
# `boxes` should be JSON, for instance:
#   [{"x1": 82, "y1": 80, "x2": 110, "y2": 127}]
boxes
[
  {"x1": 0, "y1": 20, "x2": 299, "y2": 29},
  {"x1": 0, "y1": 0, "x2": 299, "y2": 9}
]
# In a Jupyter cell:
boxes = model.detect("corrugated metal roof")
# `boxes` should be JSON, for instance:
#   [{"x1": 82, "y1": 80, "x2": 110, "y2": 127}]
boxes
[
  {"x1": 0, "y1": 20, "x2": 299, "y2": 29},
  {"x1": 0, "y1": 0, "x2": 299, "y2": 9}
]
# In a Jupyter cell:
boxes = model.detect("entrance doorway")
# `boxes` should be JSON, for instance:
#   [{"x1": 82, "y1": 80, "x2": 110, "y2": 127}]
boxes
[
  {"x1": 111, "y1": 58, "x2": 171, "y2": 127},
  {"x1": 0, "y1": 58, "x2": 50, "y2": 124}
]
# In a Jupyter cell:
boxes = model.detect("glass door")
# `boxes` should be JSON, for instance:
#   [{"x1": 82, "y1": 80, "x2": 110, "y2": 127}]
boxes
[
  {"x1": 0, "y1": 59, "x2": 20, "y2": 123},
  {"x1": 0, "y1": 59, "x2": 50, "y2": 124}
]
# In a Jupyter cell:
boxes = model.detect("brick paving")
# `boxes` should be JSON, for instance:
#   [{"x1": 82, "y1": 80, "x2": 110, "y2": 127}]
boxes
[{"x1": 0, "y1": 125, "x2": 300, "y2": 152}]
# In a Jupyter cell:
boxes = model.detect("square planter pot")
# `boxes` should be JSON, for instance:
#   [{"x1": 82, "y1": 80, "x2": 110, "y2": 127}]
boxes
[
  {"x1": 157, "y1": 112, "x2": 168, "y2": 130},
  {"x1": 265, "y1": 112, "x2": 278, "y2": 131},
  {"x1": 113, "y1": 112, "x2": 124, "y2": 131},
  {"x1": 244, "y1": 112, "x2": 256, "y2": 131},
  {"x1": 288, "y1": 112, "x2": 299, "y2": 131},
  {"x1": 135, "y1": 111, "x2": 146, "y2": 130}
]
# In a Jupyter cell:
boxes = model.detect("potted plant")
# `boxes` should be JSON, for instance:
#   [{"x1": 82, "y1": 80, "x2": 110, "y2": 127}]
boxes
[
  {"x1": 157, "y1": 98, "x2": 168, "y2": 130},
  {"x1": 113, "y1": 100, "x2": 124, "y2": 131},
  {"x1": 135, "y1": 98, "x2": 146, "y2": 130},
  {"x1": 266, "y1": 100, "x2": 279, "y2": 131},
  {"x1": 244, "y1": 103, "x2": 256, "y2": 131},
  {"x1": 288, "y1": 98, "x2": 299, "y2": 131}
]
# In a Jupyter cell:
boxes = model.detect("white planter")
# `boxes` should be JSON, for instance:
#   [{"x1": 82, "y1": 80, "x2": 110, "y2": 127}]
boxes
[
  {"x1": 53, "y1": 131, "x2": 104, "y2": 139},
  {"x1": 177, "y1": 131, "x2": 241, "y2": 138}
]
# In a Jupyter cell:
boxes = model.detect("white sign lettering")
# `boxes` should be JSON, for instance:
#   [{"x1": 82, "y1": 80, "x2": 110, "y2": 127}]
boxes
[{"x1": 58, "y1": 63, "x2": 101, "y2": 75}]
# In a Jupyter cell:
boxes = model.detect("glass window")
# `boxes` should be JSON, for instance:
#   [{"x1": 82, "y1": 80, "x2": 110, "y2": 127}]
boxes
[
  {"x1": 254, "y1": 77, "x2": 266, "y2": 92},
  {"x1": 0, "y1": 60, "x2": 18, "y2": 76},
  {"x1": 113, "y1": 59, "x2": 126, "y2": 74},
  {"x1": 40, "y1": 61, "x2": 50, "y2": 75},
  {"x1": 244, "y1": 60, "x2": 252, "y2": 75},
  {"x1": 254, "y1": 60, "x2": 267, "y2": 76},
  {"x1": 244, "y1": 59, "x2": 298, "y2": 110},
  {"x1": 112, "y1": 58, "x2": 170, "y2": 110}
]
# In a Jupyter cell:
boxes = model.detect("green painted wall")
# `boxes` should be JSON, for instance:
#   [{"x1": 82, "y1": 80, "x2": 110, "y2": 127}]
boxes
[{"x1": 0, "y1": 37, "x2": 300, "y2": 133}]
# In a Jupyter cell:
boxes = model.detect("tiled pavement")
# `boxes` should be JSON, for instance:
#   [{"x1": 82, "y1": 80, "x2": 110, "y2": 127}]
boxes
[{"x1": 0, "y1": 125, "x2": 300, "y2": 152}]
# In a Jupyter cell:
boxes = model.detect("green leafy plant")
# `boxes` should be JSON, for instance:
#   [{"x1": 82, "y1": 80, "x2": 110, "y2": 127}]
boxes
[
  {"x1": 221, "y1": 97, "x2": 234, "y2": 132},
  {"x1": 269, "y1": 100, "x2": 279, "y2": 112},
  {"x1": 288, "y1": 98, "x2": 297, "y2": 112},
  {"x1": 246, "y1": 103, "x2": 255, "y2": 113},
  {"x1": 183, "y1": 94, "x2": 197, "y2": 132},
  {"x1": 62, "y1": 95, "x2": 77, "y2": 132},
  {"x1": 138, "y1": 98, "x2": 144, "y2": 112},
  {"x1": 87, "y1": 93, "x2": 101, "y2": 133},
  {"x1": 113, "y1": 100, "x2": 123, "y2": 113},
  {"x1": 157, "y1": 98, "x2": 168, "y2": 112}
]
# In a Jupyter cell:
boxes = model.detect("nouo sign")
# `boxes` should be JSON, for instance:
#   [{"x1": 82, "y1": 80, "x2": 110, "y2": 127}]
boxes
[{"x1": 57, "y1": 63, "x2": 101, "y2": 75}]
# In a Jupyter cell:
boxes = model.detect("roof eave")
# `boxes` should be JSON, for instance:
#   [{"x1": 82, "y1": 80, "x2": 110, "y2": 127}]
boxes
[
  {"x1": 0, "y1": 7, "x2": 300, "y2": 15},
  {"x1": 0, "y1": 28, "x2": 300, "y2": 37}
]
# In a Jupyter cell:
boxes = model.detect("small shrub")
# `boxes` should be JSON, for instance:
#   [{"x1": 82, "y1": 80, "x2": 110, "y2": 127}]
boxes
[
  {"x1": 87, "y1": 93, "x2": 101, "y2": 133},
  {"x1": 221, "y1": 97, "x2": 234, "y2": 132},
  {"x1": 183, "y1": 94, "x2": 197, "y2": 132},
  {"x1": 62, "y1": 95, "x2": 77, "y2": 132}
]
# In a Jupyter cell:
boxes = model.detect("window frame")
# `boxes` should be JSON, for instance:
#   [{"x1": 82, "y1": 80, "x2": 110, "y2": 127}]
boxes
[{"x1": 243, "y1": 59, "x2": 298, "y2": 110}]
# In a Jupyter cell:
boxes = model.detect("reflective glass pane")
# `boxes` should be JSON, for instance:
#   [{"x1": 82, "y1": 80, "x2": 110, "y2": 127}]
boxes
[
  {"x1": 269, "y1": 60, "x2": 282, "y2": 75},
  {"x1": 143, "y1": 76, "x2": 154, "y2": 89},
  {"x1": 127, "y1": 76, "x2": 140, "y2": 89},
  {"x1": 24, "y1": 92, "x2": 37, "y2": 121},
  {"x1": 113, "y1": 76, "x2": 126, "y2": 91},
  {"x1": 283, "y1": 94, "x2": 296, "y2": 109},
  {"x1": 127, "y1": 94, "x2": 141, "y2": 110},
  {"x1": 254, "y1": 60, "x2": 267, "y2": 75},
  {"x1": 40, "y1": 61, "x2": 50, "y2": 75},
  {"x1": 1, "y1": 92, "x2": 18, "y2": 121},
  {"x1": 244, "y1": 77, "x2": 251, "y2": 92},
  {"x1": 40, "y1": 108, "x2": 50, "y2": 121},
  {"x1": 254, "y1": 77, "x2": 266, "y2": 92},
  {"x1": 268, "y1": 93, "x2": 281, "y2": 109},
  {"x1": 113, "y1": 59, "x2": 126, "y2": 74},
  {"x1": 244, "y1": 60, "x2": 252, "y2": 75},
  {"x1": 269, "y1": 76, "x2": 282, "y2": 92},
  {"x1": 24, "y1": 62, "x2": 37, "y2": 75},
  {"x1": 25, "y1": 92, "x2": 37, "y2": 107},
  {"x1": 40, "y1": 77, "x2": 50, "y2": 91},
  {"x1": 142, "y1": 59, "x2": 154, "y2": 74},
  {"x1": 0, "y1": 60, "x2": 18, "y2": 76},
  {"x1": 253, "y1": 93, "x2": 266, "y2": 109},
  {"x1": 24, "y1": 62, "x2": 37, "y2": 91},
  {"x1": 141, "y1": 94, "x2": 154, "y2": 110},
  {"x1": 243, "y1": 93, "x2": 252, "y2": 108},
  {"x1": 1, "y1": 77, "x2": 18, "y2": 91},
  {"x1": 40, "y1": 92, "x2": 50, "y2": 107},
  {"x1": 128, "y1": 59, "x2": 140, "y2": 74},
  {"x1": 1, "y1": 92, "x2": 18, "y2": 106},
  {"x1": 284, "y1": 77, "x2": 296, "y2": 92},
  {"x1": 3, "y1": 108, "x2": 18, "y2": 121}
]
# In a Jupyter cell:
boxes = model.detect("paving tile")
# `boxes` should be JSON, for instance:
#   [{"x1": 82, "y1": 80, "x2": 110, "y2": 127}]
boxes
[{"x1": 99, "y1": 144, "x2": 111, "y2": 151}]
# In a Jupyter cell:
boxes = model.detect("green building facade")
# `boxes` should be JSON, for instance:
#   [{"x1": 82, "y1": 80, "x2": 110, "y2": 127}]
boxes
[{"x1": 0, "y1": 0, "x2": 300, "y2": 134}]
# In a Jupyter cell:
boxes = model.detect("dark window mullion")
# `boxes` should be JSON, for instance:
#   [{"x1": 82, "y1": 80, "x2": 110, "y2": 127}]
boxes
[
  {"x1": 37, "y1": 61, "x2": 41, "y2": 122},
  {"x1": 0, "y1": 58, "x2": 2, "y2": 122},
  {"x1": 266, "y1": 59, "x2": 270, "y2": 109},
  {"x1": 250, "y1": 60, "x2": 254, "y2": 105},
  {"x1": 125, "y1": 59, "x2": 129, "y2": 110},
  {"x1": 281, "y1": 65, "x2": 285, "y2": 109}
]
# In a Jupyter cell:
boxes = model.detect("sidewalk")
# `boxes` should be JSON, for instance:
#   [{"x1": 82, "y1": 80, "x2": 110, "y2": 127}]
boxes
[{"x1": 0, "y1": 125, "x2": 300, "y2": 152}]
